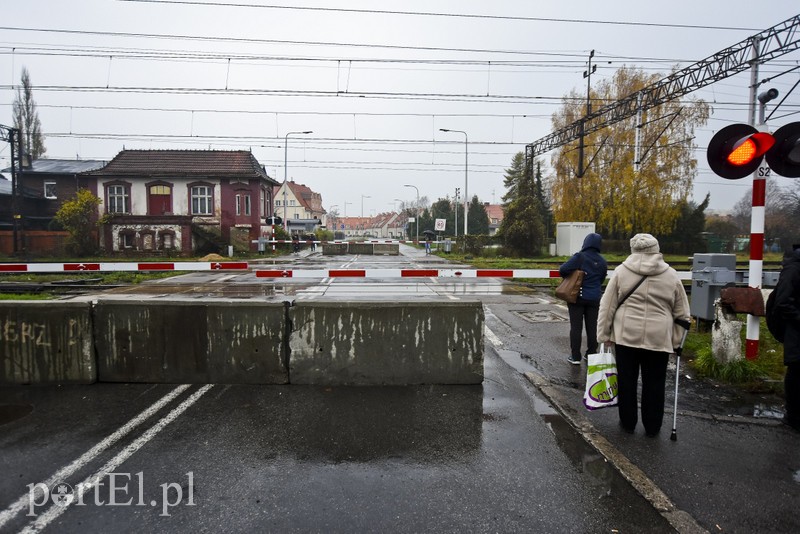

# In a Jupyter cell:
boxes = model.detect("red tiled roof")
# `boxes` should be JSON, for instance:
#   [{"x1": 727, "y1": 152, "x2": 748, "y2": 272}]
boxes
[
  {"x1": 484, "y1": 204, "x2": 504, "y2": 221},
  {"x1": 85, "y1": 150, "x2": 277, "y2": 184}
]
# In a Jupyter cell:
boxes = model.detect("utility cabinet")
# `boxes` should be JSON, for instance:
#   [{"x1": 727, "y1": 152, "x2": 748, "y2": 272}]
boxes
[
  {"x1": 690, "y1": 254, "x2": 737, "y2": 320},
  {"x1": 556, "y1": 222, "x2": 596, "y2": 256}
]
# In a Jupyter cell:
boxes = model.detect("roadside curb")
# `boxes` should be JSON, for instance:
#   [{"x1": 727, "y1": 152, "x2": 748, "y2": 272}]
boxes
[{"x1": 524, "y1": 371, "x2": 709, "y2": 534}]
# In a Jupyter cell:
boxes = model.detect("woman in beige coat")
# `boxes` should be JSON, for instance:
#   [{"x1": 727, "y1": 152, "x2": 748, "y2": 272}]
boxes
[{"x1": 597, "y1": 234, "x2": 690, "y2": 437}]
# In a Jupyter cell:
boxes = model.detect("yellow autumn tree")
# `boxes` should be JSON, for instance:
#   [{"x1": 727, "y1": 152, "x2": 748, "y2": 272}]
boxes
[{"x1": 550, "y1": 67, "x2": 710, "y2": 238}]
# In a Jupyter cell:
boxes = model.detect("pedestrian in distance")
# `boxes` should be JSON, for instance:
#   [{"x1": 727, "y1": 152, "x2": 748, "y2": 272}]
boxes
[
  {"x1": 772, "y1": 244, "x2": 800, "y2": 432},
  {"x1": 597, "y1": 233, "x2": 690, "y2": 438},
  {"x1": 559, "y1": 232, "x2": 608, "y2": 365},
  {"x1": 425, "y1": 234, "x2": 432, "y2": 255}
]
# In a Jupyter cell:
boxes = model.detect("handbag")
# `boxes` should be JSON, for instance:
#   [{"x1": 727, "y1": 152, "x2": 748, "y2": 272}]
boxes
[
  {"x1": 555, "y1": 253, "x2": 585, "y2": 304},
  {"x1": 583, "y1": 345, "x2": 618, "y2": 410},
  {"x1": 555, "y1": 269, "x2": 584, "y2": 304}
]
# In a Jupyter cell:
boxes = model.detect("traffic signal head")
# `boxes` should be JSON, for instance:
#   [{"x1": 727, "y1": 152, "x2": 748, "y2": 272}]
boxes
[
  {"x1": 707, "y1": 122, "x2": 800, "y2": 179},
  {"x1": 707, "y1": 124, "x2": 775, "y2": 179},
  {"x1": 765, "y1": 122, "x2": 800, "y2": 178}
]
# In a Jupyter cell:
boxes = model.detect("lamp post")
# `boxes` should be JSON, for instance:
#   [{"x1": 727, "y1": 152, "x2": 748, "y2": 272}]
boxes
[
  {"x1": 283, "y1": 130, "x2": 313, "y2": 233},
  {"x1": 439, "y1": 129, "x2": 468, "y2": 237},
  {"x1": 404, "y1": 184, "x2": 419, "y2": 243}
]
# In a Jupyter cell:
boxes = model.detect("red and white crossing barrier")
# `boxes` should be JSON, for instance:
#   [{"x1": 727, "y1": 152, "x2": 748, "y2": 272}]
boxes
[
  {"x1": 0, "y1": 262, "x2": 694, "y2": 280},
  {"x1": 255, "y1": 268, "x2": 561, "y2": 279},
  {"x1": 0, "y1": 262, "x2": 249, "y2": 273},
  {"x1": 267, "y1": 239, "x2": 427, "y2": 244}
]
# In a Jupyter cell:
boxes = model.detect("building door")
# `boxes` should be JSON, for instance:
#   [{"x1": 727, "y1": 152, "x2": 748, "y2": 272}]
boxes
[{"x1": 148, "y1": 185, "x2": 172, "y2": 215}]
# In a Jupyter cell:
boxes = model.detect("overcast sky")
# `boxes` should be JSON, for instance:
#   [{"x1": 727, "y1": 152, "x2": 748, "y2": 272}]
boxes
[{"x1": 2, "y1": 1, "x2": 799, "y2": 218}]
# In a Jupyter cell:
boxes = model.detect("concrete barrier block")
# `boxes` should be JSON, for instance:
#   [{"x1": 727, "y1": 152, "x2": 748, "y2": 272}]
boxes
[
  {"x1": 289, "y1": 301, "x2": 484, "y2": 385},
  {"x1": 94, "y1": 300, "x2": 288, "y2": 384},
  {"x1": 347, "y1": 243, "x2": 373, "y2": 255},
  {"x1": 322, "y1": 243, "x2": 347, "y2": 255},
  {"x1": 0, "y1": 301, "x2": 94, "y2": 384},
  {"x1": 373, "y1": 244, "x2": 399, "y2": 255}
]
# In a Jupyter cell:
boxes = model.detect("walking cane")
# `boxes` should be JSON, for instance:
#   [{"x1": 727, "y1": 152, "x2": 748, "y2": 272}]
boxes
[{"x1": 670, "y1": 318, "x2": 692, "y2": 442}]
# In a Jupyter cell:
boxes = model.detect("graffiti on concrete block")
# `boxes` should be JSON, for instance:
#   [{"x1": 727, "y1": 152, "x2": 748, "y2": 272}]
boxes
[{"x1": 0, "y1": 319, "x2": 52, "y2": 347}]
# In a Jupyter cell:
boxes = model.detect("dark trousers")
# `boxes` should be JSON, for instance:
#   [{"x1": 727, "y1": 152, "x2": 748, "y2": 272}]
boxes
[
  {"x1": 616, "y1": 345, "x2": 669, "y2": 434},
  {"x1": 786, "y1": 362, "x2": 800, "y2": 426},
  {"x1": 567, "y1": 300, "x2": 599, "y2": 359}
]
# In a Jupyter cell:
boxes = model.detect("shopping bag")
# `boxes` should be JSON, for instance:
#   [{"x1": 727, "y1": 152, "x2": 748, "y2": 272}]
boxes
[
  {"x1": 555, "y1": 269, "x2": 584, "y2": 304},
  {"x1": 583, "y1": 346, "x2": 619, "y2": 410}
]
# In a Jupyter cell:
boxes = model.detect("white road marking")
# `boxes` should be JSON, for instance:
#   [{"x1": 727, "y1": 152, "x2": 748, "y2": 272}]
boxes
[
  {"x1": 484, "y1": 324, "x2": 503, "y2": 348},
  {"x1": 0, "y1": 384, "x2": 191, "y2": 530},
  {"x1": 19, "y1": 385, "x2": 214, "y2": 534}
]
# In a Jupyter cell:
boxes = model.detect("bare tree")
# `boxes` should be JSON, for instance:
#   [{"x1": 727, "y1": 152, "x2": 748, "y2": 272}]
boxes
[
  {"x1": 12, "y1": 67, "x2": 46, "y2": 159},
  {"x1": 732, "y1": 180, "x2": 799, "y2": 252}
]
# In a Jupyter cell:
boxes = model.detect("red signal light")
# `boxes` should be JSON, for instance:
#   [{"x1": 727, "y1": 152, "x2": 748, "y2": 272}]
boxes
[
  {"x1": 708, "y1": 124, "x2": 768, "y2": 179},
  {"x1": 709, "y1": 122, "x2": 800, "y2": 179},
  {"x1": 726, "y1": 132, "x2": 775, "y2": 166}
]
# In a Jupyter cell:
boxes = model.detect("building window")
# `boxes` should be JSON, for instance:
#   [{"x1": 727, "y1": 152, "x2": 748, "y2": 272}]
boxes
[
  {"x1": 119, "y1": 231, "x2": 135, "y2": 249},
  {"x1": 236, "y1": 193, "x2": 252, "y2": 216},
  {"x1": 191, "y1": 185, "x2": 213, "y2": 215},
  {"x1": 44, "y1": 182, "x2": 57, "y2": 199},
  {"x1": 107, "y1": 184, "x2": 130, "y2": 214},
  {"x1": 141, "y1": 232, "x2": 155, "y2": 251},
  {"x1": 160, "y1": 231, "x2": 175, "y2": 250}
]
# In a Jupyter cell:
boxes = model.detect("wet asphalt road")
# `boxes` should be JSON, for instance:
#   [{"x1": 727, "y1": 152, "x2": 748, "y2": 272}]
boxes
[{"x1": 0, "y1": 349, "x2": 673, "y2": 533}]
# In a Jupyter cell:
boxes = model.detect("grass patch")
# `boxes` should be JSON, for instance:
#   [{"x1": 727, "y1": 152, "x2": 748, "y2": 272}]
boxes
[
  {"x1": 684, "y1": 317, "x2": 785, "y2": 393},
  {"x1": 0, "y1": 293, "x2": 56, "y2": 300}
]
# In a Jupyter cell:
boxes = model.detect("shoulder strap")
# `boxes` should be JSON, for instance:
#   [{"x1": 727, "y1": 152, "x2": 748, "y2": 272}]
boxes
[{"x1": 618, "y1": 275, "x2": 648, "y2": 308}]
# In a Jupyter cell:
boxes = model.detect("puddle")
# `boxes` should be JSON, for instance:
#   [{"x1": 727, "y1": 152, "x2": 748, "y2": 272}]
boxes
[
  {"x1": 542, "y1": 412, "x2": 617, "y2": 497},
  {"x1": 0, "y1": 404, "x2": 33, "y2": 425},
  {"x1": 497, "y1": 349, "x2": 541, "y2": 375}
]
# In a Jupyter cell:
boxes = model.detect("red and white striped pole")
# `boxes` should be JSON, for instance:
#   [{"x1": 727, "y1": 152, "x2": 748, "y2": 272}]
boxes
[
  {"x1": 745, "y1": 42, "x2": 761, "y2": 361},
  {"x1": 746, "y1": 160, "x2": 766, "y2": 360}
]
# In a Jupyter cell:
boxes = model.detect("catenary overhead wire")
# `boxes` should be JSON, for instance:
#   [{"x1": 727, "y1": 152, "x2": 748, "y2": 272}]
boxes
[{"x1": 118, "y1": 0, "x2": 762, "y2": 32}]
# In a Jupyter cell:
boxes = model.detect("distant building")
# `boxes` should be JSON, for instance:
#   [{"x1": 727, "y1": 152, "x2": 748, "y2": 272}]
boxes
[
  {"x1": 273, "y1": 180, "x2": 325, "y2": 235},
  {"x1": 484, "y1": 203, "x2": 505, "y2": 236},
  {"x1": 85, "y1": 150, "x2": 279, "y2": 254},
  {"x1": 0, "y1": 158, "x2": 107, "y2": 231}
]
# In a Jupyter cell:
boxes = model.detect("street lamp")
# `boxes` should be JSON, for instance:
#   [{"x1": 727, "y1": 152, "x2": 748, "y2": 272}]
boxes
[
  {"x1": 283, "y1": 130, "x2": 313, "y2": 232},
  {"x1": 343, "y1": 201, "x2": 351, "y2": 217},
  {"x1": 403, "y1": 184, "x2": 419, "y2": 243},
  {"x1": 439, "y1": 129, "x2": 468, "y2": 237}
]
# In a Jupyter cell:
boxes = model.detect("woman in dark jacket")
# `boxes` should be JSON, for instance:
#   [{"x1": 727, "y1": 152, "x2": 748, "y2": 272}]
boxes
[
  {"x1": 775, "y1": 245, "x2": 800, "y2": 431},
  {"x1": 559, "y1": 233, "x2": 608, "y2": 365}
]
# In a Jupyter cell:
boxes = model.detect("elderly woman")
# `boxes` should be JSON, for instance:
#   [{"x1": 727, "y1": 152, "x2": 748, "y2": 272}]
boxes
[{"x1": 597, "y1": 233, "x2": 690, "y2": 438}]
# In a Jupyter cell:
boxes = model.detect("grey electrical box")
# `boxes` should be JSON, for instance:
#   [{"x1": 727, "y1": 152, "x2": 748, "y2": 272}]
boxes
[{"x1": 690, "y1": 254, "x2": 737, "y2": 320}]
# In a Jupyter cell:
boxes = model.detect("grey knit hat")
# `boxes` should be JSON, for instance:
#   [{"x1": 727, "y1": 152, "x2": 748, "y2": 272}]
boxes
[{"x1": 630, "y1": 233, "x2": 660, "y2": 254}]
